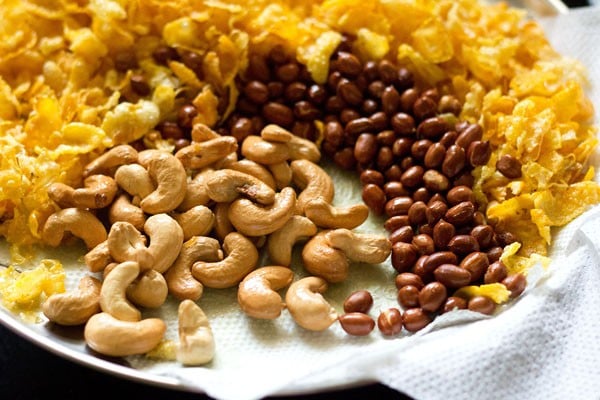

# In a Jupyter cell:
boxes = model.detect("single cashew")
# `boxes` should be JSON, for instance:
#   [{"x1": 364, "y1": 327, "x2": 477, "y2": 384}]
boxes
[
  {"x1": 301, "y1": 231, "x2": 349, "y2": 283},
  {"x1": 173, "y1": 205, "x2": 215, "y2": 241},
  {"x1": 177, "y1": 299, "x2": 215, "y2": 365},
  {"x1": 259, "y1": 124, "x2": 321, "y2": 163},
  {"x1": 267, "y1": 216, "x2": 317, "y2": 266},
  {"x1": 204, "y1": 169, "x2": 275, "y2": 205},
  {"x1": 138, "y1": 149, "x2": 187, "y2": 214},
  {"x1": 165, "y1": 236, "x2": 223, "y2": 301},
  {"x1": 212, "y1": 151, "x2": 238, "y2": 170},
  {"x1": 175, "y1": 136, "x2": 238, "y2": 170},
  {"x1": 109, "y1": 194, "x2": 146, "y2": 231},
  {"x1": 177, "y1": 168, "x2": 213, "y2": 211},
  {"x1": 114, "y1": 163, "x2": 156, "y2": 200},
  {"x1": 326, "y1": 228, "x2": 392, "y2": 264},
  {"x1": 241, "y1": 135, "x2": 290, "y2": 165},
  {"x1": 304, "y1": 199, "x2": 369, "y2": 229},
  {"x1": 192, "y1": 232, "x2": 258, "y2": 289},
  {"x1": 190, "y1": 122, "x2": 222, "y2": 142},
  {"x1": 260, "y1": 124, "x2": 294, "y2": 143},
  {"x1": 42, "y1": 275, "x2": 102, "y2": 326},
  {"x1": 223, "y1": 159, "x2": 277, "y2": 190},
  {"x1": 42, "y1": 208, "x2": 107, "y2": 249},
  {"x1": 213, "y1": 202, "x2": 233, "y2": 242},
  {"x1": 228, "y1": 187, "x2": 296, "y2": 236},
  {"x1": 268, "y1": 161, "x2": 293, "y2": 190},
  {"x1": 84, "y1": 312, "x2": 166, "y2": 357},
  {"x1": 83, "y1": 144, "x2": 139, "y2": 177},
  {"x1": 48, "y1": 175, "x2": 118, "y2": 209},
  {"x1": 127, "y1": 269, "x2": 168, "y2": 309},
  {"x1": 144, "y1": 213, "x2": 184, "y2": 273},
  {"x1": 84, "y1": 241, "x2": 113, "y2": 272},
  {"x1": 107, "y1": 221, "x2": 153, "y2": 270},
  {"x1": 285, "y1": 276, "x2": 338, "y2": 331},
  {"x1": 290, "y1": 159, "x2": 334, "y2": 214},
  {"x1": 237, "y1": 266, "x2": 294, "y2": 320},
  {"x1": 100, "y1": 261, "x2": 141, "y2": 322}
]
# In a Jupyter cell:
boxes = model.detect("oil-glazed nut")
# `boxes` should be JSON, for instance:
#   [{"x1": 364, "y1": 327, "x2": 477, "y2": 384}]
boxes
[
  {"x1": 442, "y1": 296, "x2": 468, "y2": 313},
  {"x1": 397, "y1": 285, "x2": 420, "y2": 308},
  {"x1": 402, "y1": 308, "x2": 431, "y2": 332},
  {"x1": 395, "y1": 272, "x2": 424, "y2": 290},
  {"x1": 434, "y1": 264, "x2": 472, "y2": 288},
  {"x1": 343, "y1": 290, "x2": 373, "y2": 314},
  {"x1": 377, "y1": 308, "x2": 403, "y2": 336},
  {"x1": 418, "y1": 282, "x2": 447, "y2": 313},
  {"x1": 338, "y1": 313, "x2": 375, "y2": 336},
  {"x1": 237, "y1": 266, "x2": 294, "y2": 320},
  {"x1": 502, "y1": 273, "x2": 527, "y2": 298},
  {"x1": 467, "y1": 295, "x2": 496, "y2": 315}
]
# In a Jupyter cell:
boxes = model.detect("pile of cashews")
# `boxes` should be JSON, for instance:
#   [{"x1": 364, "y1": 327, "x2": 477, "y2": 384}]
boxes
[{"x1": 39, "y1": 123, "x2": 392, "y2": 364}]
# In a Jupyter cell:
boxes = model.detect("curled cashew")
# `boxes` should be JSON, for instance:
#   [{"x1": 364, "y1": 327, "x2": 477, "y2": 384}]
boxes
[
  {"x1": 177, "y1": 168, "x2": 213, "y2": 211},
  {"x1": 267, "y1": 216, "x2": 317, "y2": 266},
  {"x1": 204, "y1": 169, "x2": 275, "y2": 205},
  {"x1": 228, "y1": 187, "x2": 296, "y2": 236},
  {"x1": 107, "y1": 221, "x2": 153, "y2": 270},
  {"x1": 42, "y1": 275, "x2": 102, "y2": 326},
  {"x1": 268, "y1": 161, "x2": 293, "y2": 190},
  {"x1": 48, "y1": 175, "x2": 118, "y2": 209},
  {"x1": 237, "y1": 266, "x2": 294, "y2": 320},
  {"x1": 138, "y1": 149, "x2": 187, "y2": 214},
  {"x1": 190, "y1": 122, "x2": 221, "y2": 142},
  {"x1": 259, "y1": 125, "x2": 321, "y2": 163},
  {"x1": 84, "y1": 241, "x2": 113, "y2": 272},
  {"x1": 177, "y1": 300, "x2": 215, "y2": 366},
  {"x1": 84, "y1": 312, "x2": 166, "y2": 357},
  {"x1": 326, "y1": 228, "x2": 392, "y2": 265},
  {"x1": 291, "y1": 159, "x2": 334, "y2": 214},
  {"x1": 109, "y1": 194, "x2": 146, "y2": 231},
  {"x1": 260, "y1": 124, "x2": 294, "y2": 143},
  {"x1": 83, "y1": 144, "x2": 139, "y2": 177},
  {"x1": 127, "y1": 269, "x2": 168, "y2": 309},
  {"x1": 165, "y1": 236, "x2": 223, "y2": 301},
  {"x1": 173, "y1": 205, "x2": 215, "y2": 241},
  {"x1": 213, "y1": 202, "x2": 233, "y2": 242},
  {"x1": 304, "y1": 199, "x2": 369, "y2": 229},
  {"x1": 301, "y1": 231, "x2": 349, "y2": 283},
  {"x1": 42, "y1": 208, "x2": 107, "y2": 249},
  {"x1": 285, "y1": 276, "x2": 338, "y2": 331},
  {"x1": 175, "y1": 136, "x2": 238, "y2": 170},
  {"x1": 144, "y1": 213, "x2": 184, "y2": 273},
  {"x1": 100, "y1": 261, "x2": 141, "y2": 322},
  {"x1": 114, "y1": 163, "x2": 156, "y2": 200},
  {"x1": 241, "y1": 135, "x2": 290, "y2": 165},
  {"x1": 223, "y1": 159, "x2": 277, "y2": 190},
  {"x1": 192, "y1": 232, "x2": 258, "y2": 289}
]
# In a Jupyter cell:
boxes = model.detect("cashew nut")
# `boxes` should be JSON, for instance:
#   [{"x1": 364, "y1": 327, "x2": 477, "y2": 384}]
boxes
[
  {"x1": 175, "y1": 136, "x2": 238, "y2": 170},
  {"x1": 260, "y1": 125, "x2": 321, "y2": 162},
  {"x1": 285, "y1": 276, "x2": 338, "y2": 331},
  {"x1": 83, "y1": 144, "x2": 139, "y2": 177},
  {"x1": 109, "y1": 193, "x2": 146, "y2": 231},
  {"x1": 237, "y1": 266, "x2": 294, "y2": 320},
  {"x1": 173, "y1": 205, "x2": 215, "y2": 241},
  {"x1": 260, "y1": 124, "x2": 294, "y2": 143},
  {"x1": 241, "y1": 135, "x2": 290, "y2": 165},
  {"x1": 176, "y1": 299, "x2": 215, "y2": 365},
  {"x1": 42, "y1": 275, "x2": 102, "y2": 326},
  {"x1": 84, "y1": 240, "x2": 113, "y2": 272},
  {"x1": 213, "y1": 202, "x2": 234, "y2": 242},
  {"x1": 100, "y1": 261, "x2": 141, "y2": 322},
  {"x1": 165, "y1": 236, "x2": 223, "y2": 301},
  {"x1": 268, "y1": 161, "x2": 293, "y2": 190},
  {"x1": 114, "y1": 163, "x2": 156, "y2": 201},
  {"x1": 107, "y1": 221, "x2": 153, "y2": 270},
  {"x1": 42, "y1": 208, "x2": 107, "y2": 249},
  {"x1": 301, "y1": 231, "x2": 349, "y2": 283},
  {"x1": 48, "y1": 175, "x2": 118, "y2": 209},
  {"x1": 204, "y1": 169, "x2": 275, "y2": 205},
  {"x1": 304, "y1": 199, "x2": 369, "y2": 229},
  {"x1": 137, "y1": 149, "x2": 187, "y2": 214},
  {"x1": 223, "y1": 159, "x2": 277, "y2": 190},
  {"x1": 228, "y1": 187, "x2": 296, "y2": 236},
  {"x1": 190, "y1": 122, "x2": 221, "y2": 142},
  {"x1": 267, "y1": 215, "x2": 317, "y2": 266},
  {"x1": 326, "y1": 228, "x2": 392, "y2": 264},
  {"x1": 290, "y1": 159, "x2": 334, "y2": 214},
  {"x1": 127, "y1": 269, "x2": 168, "y2": 309},
  {"x1": 192, "y1": 232, "x2": 258, "y2": 289},
  {"x1": 177, "y1": 168, "x2": 213, "y2": 211},
  {"x1": 144, "y1": 213, "x2": 184, "y2": 273},
  {"x1": 84, "y1": 312, "x2": 166, "y2": 357}
]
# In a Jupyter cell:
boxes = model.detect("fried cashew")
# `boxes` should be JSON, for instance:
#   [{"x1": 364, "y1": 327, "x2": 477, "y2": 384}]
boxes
[
  {"x1": 240, "y1": 135, "x2": 290, "y2": 165},
  {"x1": 222, "y1": 158, "x2": 277, "y2": 190},
  {"x1": 114, "y1": 163, "x2": 156, "y2": 201},
  {"x1": 138, "y1": 149, "x2": 187, "y2": 214},
  {"x1": 173, "y1": 205, "x2": 215, "y2": 241},
  {"x1": 177, "y1": 168, "x2": 214, "y2": 211},
  {"x1": 165, "y1": 236, "x2": 223, "y2": 301},
  {"x1": 259, "y1": 124, "x2": 321, "y2": 162},
  {"x1": 237, "y1": 266, "x2": 294, "y2": 320},
  {"x1": 84, "y1": 241, "x2": 113, "y2": 273},
  {"x1": 176, "y1": 300, "x2": 215, "y2": 366},
  {"x1": 108, "y1": 193, "x2": 146, "y2": 231},
  {"x1": 267, "y1": 215, "x2": 317, "y2": 266},
  {"x1": 228, "y1": 187, "x2": 296, "y2": 236},
  {"x1": 175, "y1": 136, "x2": 238, "y2": 170},
  {"x1": 48, "y1": 175, "x2": 118, "y2": 209},
  {"x1": 83, "y1": 144, "x2": 139, "y2": 177},
  {"x1": 127, "y1": 269, "x2": 168, "y2": 309},
  {"x1": 192, "y1": 232, "x2": 258, "y2": 289},
  {"x1": 268, "y1": 161, "x2": 293, "y2": 190},
  {"x1": 84, "y1": 312, "x2": 166, "y2": 357},
  {"x1": 304, "y1": 199, "x2": 369, "y2": 229},
  {"x1": 204, "y1": 169, "x2": 275, "y2": 205},
  {"x1": 325, "y1": 228, "x2": 392, "y2": 265},
  {"x1": 144, "y1": 213, "x2": 184, "y2": 273},
  {"x1": 301, "y1": 231, "x2": 349, "y2": 283},
  {"x1": 290, "y1": 159, "x2": 334, "y2": 214},
  {"x1": 107, "y1": 221, "x2": 153, "y2": 270},
  {"x1": 42, "y1": 208, "x2": 107, "y2": 249},
  {"x1": 100, "y1": 261, "x2": 141, "y2": 322},
  {"x1": 42, "y1": 275, "x2": 102, "y2": 326},
  {"x1": 285, "y1": 276, "x2": 338, "y2": 331},
  {"x1": 213, "y1": 202, "x2": 234, "y2": 242}
]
